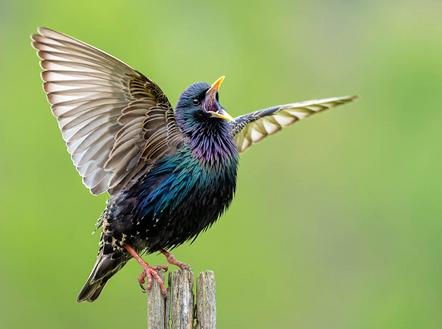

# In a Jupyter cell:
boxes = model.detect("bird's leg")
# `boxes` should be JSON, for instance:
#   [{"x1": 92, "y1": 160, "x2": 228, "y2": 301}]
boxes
[
  {"x1": 124, "y1": 244, "x2": 168, "y2": 295},
  {"x1": 160, "y1": 249, "x2": 190, "y2": 270}
]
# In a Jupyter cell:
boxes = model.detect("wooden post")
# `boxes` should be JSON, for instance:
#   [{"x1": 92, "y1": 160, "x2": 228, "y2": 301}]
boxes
[
  {"x1": 168, "y1": 270, "x2": 194, "y2": 329},
  {"x1": 148, "y1": 270, "x2": 166, "y2": 329},
  {"x1": 195, "y1": 271, "x2": 216, "y2": 329},
  {"x1": 147, "y1": 270, "x2": 216, "y2": 329}
]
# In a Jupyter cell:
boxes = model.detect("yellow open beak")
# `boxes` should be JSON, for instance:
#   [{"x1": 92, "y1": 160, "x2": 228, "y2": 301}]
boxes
[{"x1": 206, "y1": 76, "x2": 233, "y2": 122}]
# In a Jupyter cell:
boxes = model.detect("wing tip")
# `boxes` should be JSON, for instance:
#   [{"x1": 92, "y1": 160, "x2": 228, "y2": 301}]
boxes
[
  {"x1": 30, "y1": 26, "x2": 49, "y2": 39},
  {"x1": 324, "y1": 94, "x2": 358, "y2": 107},
  {"x1": 341, "y1": 95, "x2": 359, "y2": 103},
  {"x1": 36, "y1": 26, "x2": 55, "y2": 36}
]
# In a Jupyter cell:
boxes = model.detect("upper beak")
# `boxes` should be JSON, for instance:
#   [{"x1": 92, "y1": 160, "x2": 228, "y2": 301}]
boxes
[
  {"x1": 205, "y1": 76, "x2": 234, "y2": 122},
  {"x1": 207, "y1": 75, "x2": 225, "y2": 94}
]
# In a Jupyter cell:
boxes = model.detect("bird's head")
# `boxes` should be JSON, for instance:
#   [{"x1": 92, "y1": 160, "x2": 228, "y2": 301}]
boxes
[{"x1": 175, "y1": 76, "x2": 233, "y2": 135}]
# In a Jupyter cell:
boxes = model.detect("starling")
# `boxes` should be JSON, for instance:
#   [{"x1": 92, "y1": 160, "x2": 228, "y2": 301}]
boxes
[{"x1": 31, "y1": 27, "x2": 356, "y2": 302}]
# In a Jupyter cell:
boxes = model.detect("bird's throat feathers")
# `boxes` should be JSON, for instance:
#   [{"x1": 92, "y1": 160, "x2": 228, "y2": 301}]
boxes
[{"x1": 187, "y1": 122, "x2": 238, "y2": 167}]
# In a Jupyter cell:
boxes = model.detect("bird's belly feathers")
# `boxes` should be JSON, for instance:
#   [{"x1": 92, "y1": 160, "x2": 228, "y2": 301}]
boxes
[{"x1": 104, "y1": 148, "x2": 238, "y2": 252}]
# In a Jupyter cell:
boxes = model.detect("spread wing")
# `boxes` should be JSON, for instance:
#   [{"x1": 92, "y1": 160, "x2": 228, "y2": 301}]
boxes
[
  {"x1": 231, "y1": 96, "x2": 356, "y2": 153},
  {"x1": 32, "y1": 27, "x2": 184, "y2": 195}
]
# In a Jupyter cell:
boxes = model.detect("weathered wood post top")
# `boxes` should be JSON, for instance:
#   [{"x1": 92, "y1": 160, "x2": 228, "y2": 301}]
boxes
[{"x1": 148, "y1": 270, "x2": 216, "y2": 329}]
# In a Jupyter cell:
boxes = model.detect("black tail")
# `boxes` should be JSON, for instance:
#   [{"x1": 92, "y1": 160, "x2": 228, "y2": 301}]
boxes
[{"x1": 77, "y1": 252, "x2": 128, "y2": 302}]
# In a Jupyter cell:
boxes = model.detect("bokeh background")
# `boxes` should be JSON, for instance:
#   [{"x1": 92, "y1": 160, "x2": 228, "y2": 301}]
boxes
[{"x1": 1, "y1": 0, "x2": 442, "y2": 328}]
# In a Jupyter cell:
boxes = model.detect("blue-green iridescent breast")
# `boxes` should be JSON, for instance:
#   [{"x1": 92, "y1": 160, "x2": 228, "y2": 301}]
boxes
[{"x1": 107, "y1": 137, "x2": 238, "y2": 252}]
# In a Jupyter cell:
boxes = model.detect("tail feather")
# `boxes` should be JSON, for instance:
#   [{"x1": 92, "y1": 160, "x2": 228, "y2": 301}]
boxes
[{"x1": 77, "y1": 253, "x2": 127, "y2": 302}]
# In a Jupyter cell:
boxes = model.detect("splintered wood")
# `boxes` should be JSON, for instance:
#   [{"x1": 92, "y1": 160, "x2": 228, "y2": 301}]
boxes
[{"x1": 148, "y1": 270, "x2": 216, "y2": 329}]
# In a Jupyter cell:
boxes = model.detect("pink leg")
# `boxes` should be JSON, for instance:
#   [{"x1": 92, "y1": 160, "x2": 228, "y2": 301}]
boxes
[
  {"x1": 160, "y1": 249, "x2": 190, "y2": 270},
  {"x1": 124, "y1": 245, "x2": 168, "y2": 295}
]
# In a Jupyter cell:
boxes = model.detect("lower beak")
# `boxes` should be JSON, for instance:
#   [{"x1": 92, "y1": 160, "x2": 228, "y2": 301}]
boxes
[{"x1": 210, "y1": 109, "x2": 234, "y2": 121}]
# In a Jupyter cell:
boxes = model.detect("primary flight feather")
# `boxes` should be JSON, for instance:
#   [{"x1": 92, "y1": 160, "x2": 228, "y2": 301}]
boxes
[{"x1": 31, "y1": 27, "x2": 356, "y2": 302}]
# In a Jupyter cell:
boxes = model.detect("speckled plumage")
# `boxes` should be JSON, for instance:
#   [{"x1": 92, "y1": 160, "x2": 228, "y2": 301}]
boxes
[
  {"x1": 32, "y1": 27, "x2": 356, "y2": 302},
  {"x1": 77, "y1": 83, "x2": 239, "y2": 301},
  {"x1": 105, "y1": 142, "x2": 238, "y2": 253}
]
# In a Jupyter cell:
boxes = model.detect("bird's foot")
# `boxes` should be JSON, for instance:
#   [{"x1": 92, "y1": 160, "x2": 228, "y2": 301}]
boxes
[
  {"x1": 124, "y1": 244, "x2": 168, "y2": 296},
  {"x1": 160, "y1": 249, "x2": 190, "y2": 270},
  {"x1": 138, "y1": 264, "x2": 168, "y2": 295}
]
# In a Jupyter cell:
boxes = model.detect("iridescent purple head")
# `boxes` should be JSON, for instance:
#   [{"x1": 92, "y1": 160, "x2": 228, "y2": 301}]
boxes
[{"x1": 175, "y1": 76, "x2": 233, "y2": 136}]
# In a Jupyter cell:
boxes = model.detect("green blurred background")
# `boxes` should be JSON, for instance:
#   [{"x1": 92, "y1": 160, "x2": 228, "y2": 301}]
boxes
[{"x1": 1, "y1": 0, "x2": 442, "y2": 328}]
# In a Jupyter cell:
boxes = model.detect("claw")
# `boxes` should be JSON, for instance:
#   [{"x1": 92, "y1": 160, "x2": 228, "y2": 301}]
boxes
[{"x1": 138, "y1": 271, "x2": 146, "y2": 290}]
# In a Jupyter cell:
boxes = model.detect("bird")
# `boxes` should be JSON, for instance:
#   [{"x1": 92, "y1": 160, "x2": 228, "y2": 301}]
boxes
[{"x1": 31, "y1": 27, "x2": 356, "y2": 302}]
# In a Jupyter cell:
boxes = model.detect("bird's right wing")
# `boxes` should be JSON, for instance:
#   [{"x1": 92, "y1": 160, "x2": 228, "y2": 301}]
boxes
[
  {"x1": 32, "y1": 27, "x2": 184, "y2": 195},
  {"x1": 231, "y1": 96, "x2": 357, "y2": 153}
]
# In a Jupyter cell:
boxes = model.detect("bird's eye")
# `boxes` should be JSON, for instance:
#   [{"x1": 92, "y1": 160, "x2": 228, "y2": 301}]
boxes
[{"x1": 192, "y1": 98, "x2": 200, "y2": 105}]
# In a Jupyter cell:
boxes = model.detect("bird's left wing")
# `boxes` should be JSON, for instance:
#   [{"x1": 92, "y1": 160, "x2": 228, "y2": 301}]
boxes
[{"x1": 231, "y1": 96, "x2": 357, "y2": 153}]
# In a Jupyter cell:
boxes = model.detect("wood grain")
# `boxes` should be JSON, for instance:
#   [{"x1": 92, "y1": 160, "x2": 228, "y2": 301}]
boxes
[
  {"x1": 147, "y1": 270, "x2": 216, "y2": 329},
  {"x1": 195, "y1": 271, "x2": 216, "y2": 329}
]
